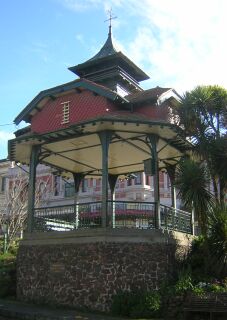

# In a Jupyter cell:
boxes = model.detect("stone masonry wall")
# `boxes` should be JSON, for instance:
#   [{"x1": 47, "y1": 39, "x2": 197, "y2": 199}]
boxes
[{"x1": 17, "y1": 240, "x2": 176, "y2": 312}]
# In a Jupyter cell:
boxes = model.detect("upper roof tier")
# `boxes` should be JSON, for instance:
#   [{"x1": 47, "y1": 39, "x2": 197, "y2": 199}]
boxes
[
  {"x1": 69, "y1": 28, "x2": 149, "y2": 94},
  {"x1": 89, "y1": 27, "x2": 118, "y2": 60}
]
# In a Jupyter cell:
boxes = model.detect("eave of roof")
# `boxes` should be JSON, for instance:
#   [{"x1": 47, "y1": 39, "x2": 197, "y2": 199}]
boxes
[
  {"x1": 11, "y1": 114, "x2": 189, "y2": 144},
  {"x1": 0, "y1": 158, "x2": 9, "y2": 163},
  {"x1": 69, "y1": 52, "x2": 149, "y2": 82},
  {"x1": 14, "y1": 78, "x2": 128, "y2": 125},
  {"x1": 9, "y1": 115, "x2": 193, "y2": 165}
]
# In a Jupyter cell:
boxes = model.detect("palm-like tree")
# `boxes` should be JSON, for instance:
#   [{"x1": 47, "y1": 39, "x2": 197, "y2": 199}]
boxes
[
  {"x1": 177, "y1": 85, "x2": 227, "y2": 202},
  {"x1": 207, "y1": 204, "x2": 227, "y2": 278},
  {"x1": 178, "y1": 85, "x2": 227, "y2": 139},
  {"x1": 175, "y1": 86, "x2": 227, "y2": 234},
  {"x1": 175, "y1": 158, "x2": 214, "y2": 235}
]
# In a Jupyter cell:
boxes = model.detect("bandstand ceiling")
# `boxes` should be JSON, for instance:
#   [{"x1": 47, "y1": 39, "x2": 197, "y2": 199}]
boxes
[{"x1": 9, "y1": 117, "x2": 192, "y2": 178}]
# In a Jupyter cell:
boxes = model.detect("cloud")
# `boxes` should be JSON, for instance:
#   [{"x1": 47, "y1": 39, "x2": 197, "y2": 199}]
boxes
[
  {"x1": 58, "y1": 0, "x2": 125, "y2": 14},
  {"x1": 0, "y1": 131, "x2": 14, "y2": 142},
  {"x1": 75, "y1": 34, "x2": 84, "y2": 43},
  {"x1": 58, "y1": 0, "x2": 104, "y2": 12},
  {"x1": 58, "y1": 0, "x2": 227, "y2": 93},
  {"x1": 113, "y1": 0, "x2": 227, "y2": 93},
  {"x1": 0, "y1": 131, "x2": 14, "y2": 159}
]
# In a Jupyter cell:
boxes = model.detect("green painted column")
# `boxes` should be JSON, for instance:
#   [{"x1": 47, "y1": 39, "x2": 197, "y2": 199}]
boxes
[
  {"x1": 73, "y1": 173, "x2": 85, "y2": 229},
  {"x1": 108, "y1": 174, "x2": 118, "y2": 228},
  {"x1": 166, "y1": 164, "x2": 177, "y2": 210},
  {"x1": 147, "y1": 134, "x2": 160, "y2": 229},
  {"x1": 27, "y1": 145, "x2": 41, "y2": 232},
  {"x1": 98, "y1": 131, "x2": 112, "y2": 228}
]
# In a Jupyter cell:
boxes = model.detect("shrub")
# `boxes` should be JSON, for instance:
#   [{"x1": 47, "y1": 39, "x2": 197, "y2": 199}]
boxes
[
  {"x1": 185, "y1": 236, "x2": 211, "y2": 281},
  {"x1": 174, "y1": 269, "x2": 194, "y2": 294},
  {"x1": 0, "y1": 252, "x2": 16, "y2": 298},
  {"x1": 207, "y1": 204, "x2": 227, "y2": 278},
  {"x1": 111, "y1": 290, "x2": 161, "y2": 318}
]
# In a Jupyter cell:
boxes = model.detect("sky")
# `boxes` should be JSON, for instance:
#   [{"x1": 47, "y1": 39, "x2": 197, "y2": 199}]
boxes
[{"x1": 1, "y1": 0, "x2": 227, "y2": 159}]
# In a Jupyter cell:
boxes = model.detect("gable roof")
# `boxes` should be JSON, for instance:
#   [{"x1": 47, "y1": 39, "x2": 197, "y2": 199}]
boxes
[
  {"x1": 126, "y1": 87, "x2": 181, "y2": 105},
  {"x1": 14, "y1": 78, "x2": 128, "y2": 125}
]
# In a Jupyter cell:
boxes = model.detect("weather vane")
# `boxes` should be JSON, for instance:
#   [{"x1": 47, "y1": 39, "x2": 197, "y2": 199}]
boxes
[{"x1": 104, "y1": 8, "x2": 117, "y2": 35}]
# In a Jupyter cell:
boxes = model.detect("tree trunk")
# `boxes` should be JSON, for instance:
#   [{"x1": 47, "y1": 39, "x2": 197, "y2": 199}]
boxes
[{"x1": 212, "y1": 176, "x2": 219, "y2": 202}]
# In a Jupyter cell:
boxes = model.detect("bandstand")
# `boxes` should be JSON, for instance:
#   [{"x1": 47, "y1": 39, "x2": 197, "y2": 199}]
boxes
[{"x1": 9, "y1": 26, "x2": 193, "y2": 311}]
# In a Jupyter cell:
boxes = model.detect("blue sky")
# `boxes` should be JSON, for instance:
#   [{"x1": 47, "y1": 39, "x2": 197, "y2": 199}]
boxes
[{"x1": 1, "y1": 0, "x2": 227, "y2": 159}]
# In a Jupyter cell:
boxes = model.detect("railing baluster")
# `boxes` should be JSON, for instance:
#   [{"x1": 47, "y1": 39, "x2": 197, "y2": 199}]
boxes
[{"x1": 33, "y1": 201, "x2": 192, "y2": 234}]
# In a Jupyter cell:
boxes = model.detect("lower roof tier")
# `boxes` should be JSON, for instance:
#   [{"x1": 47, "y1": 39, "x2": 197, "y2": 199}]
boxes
[{"x1": 9, "y1": 116, "x2": 192, "y2": 178}]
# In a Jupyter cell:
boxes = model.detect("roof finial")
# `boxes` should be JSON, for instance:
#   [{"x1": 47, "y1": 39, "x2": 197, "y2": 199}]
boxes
[{"x1": 104, "y1": 9, "x2": 117, "y2": 36}]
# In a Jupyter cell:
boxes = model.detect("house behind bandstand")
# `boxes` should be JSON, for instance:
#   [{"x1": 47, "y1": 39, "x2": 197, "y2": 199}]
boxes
[{"x1": 8, "y1": 26, "x2": 194, "y2": 311}]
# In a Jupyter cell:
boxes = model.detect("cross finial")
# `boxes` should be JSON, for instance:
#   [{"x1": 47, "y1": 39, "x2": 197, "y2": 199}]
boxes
[{"x1": 104, "y1": 9, "x2": 117, "y2": 36}]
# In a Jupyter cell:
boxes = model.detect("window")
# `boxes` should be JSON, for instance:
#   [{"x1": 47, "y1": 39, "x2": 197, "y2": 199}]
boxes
[
  {"x1": 38, "y1": 182, "x2": 45, "y2": 200},
  {"x1": 145, "y1": 174, "x2": 150, "y2": 186},
  {"x1": 127, "y1": 178, "x2": 132, "y2": 186},
  {"x1": 159, "y1": 172, "x2": 164, "y2": 188},
  {"x1": 39, "y1": 182, "x2": 45, "y2": 193},
  {"x1": 92, "y1": 178, "x2": 96, "y2": 187},
  {"x1": 81, "y1": 179, "x2": 88, "y2": 192},
  {"x1": 134, "y1": 173, "x2": 142, "y2": 185},
  {"x1": 61, "y1": 101, "x2": 70, "y2": 124},
  {"x1": 54, "y1": 176, "x2": 60, "y2": 196},
  {"x1": 166, "y1": 174, "x2": 171, "y2": 189},
  {"x1": 65, "y1": 182, "x2": 75, "y2": 198}
]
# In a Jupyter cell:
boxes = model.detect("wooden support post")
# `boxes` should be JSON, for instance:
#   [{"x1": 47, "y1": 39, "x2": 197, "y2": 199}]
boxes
[
  {"x1": 98, "y1": 131, "x2": 112, "y2": 228},
  {"x1": 27, "y1": 145, "x2": 40, "y2": 233},
  {"x1": 147, "y1": 134, "x2": 160, "y2": 229}
]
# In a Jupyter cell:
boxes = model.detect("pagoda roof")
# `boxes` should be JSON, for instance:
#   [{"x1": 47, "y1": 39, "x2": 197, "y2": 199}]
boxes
[
  {"x1": 14, "y1": 78, "x2": 127, "y2": 125},
  {"x1": 89, "y1": 28, "x2": 118, "y2": 60},
  {"x1": 69, "y1": 31, "x2": 149, "y2": 83}
]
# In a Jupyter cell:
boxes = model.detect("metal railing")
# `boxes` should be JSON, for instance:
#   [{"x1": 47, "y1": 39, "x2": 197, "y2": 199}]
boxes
[
  {"x1": 34, "y1": 202, "x2": 102, "y2": 231},
  {"x1": 108, "y1": 200, "x2": 156, "y2": 229},
  {"x1": 33, "y1": 201, "x2": 192, "y2": 234},
  {"x1": 160, "y1": 204, "x2": 192, "y2": 234}
]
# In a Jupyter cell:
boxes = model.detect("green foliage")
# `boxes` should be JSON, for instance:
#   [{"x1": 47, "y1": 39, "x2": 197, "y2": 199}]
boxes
[
  {"x1": 207, "y1": 203, "x2": 227, "y2": 277},
  {"x1": 0, "y1": 238, "x2": 19, "y2": 255},
  {"x1": 175, "y1": 158, "x2": 214, "y2": 234},
  {"x1": 177, "y1": 204, "x2": 227, "y2": 287},
  {"x1": 174, "y1": 269, "x2": 194, "y2": 294},
  {"x1": 192, "y1": 279, "x2": 227, "y2": 295},
  {"x1": 179, "y1": 85, "x2": 227, "y2": 139},
  {"x1": 208, "y1": 137, "x2": 227, "y2": 198},
  {"x1": 111, "y1": 290, "x2": 161, "y2": 318},
  {"x1": 177, "y1": 85, "x2": 227, "y2": 202},
  {"x1": 186, "y1": 236, "x2": 210, "y2": 281},
  {"x1": 0, "y1": 252, "x2": 17, "y2": 298}
]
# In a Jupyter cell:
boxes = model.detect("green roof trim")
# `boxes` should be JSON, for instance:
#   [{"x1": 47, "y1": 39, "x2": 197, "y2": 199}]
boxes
[{"x1": 9, "y1": 116, "x2": 192, "y2": 151}]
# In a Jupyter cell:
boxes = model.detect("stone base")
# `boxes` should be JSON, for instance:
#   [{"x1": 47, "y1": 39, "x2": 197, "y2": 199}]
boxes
[{"x1": 17, "y1": 229, "x2": 192, "y2": 312}]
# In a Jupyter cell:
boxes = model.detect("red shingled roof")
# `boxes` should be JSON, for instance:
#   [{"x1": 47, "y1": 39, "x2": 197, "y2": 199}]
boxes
[{"x1": 126, "y1": 86, "x2": 172, "y2": 104}]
